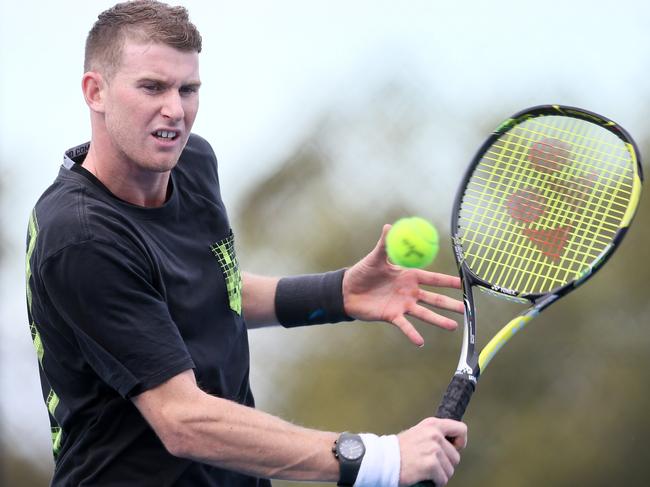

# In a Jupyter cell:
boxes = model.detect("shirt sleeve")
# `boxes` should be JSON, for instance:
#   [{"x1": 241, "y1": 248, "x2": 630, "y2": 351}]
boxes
[{"x1": 40, "y1": 239, "x2": 195, "y2": 398}]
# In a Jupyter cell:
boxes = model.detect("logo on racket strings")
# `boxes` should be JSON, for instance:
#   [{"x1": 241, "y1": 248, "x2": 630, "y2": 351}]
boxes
[{"x1": 505, "y1": 137, "x2": 599, "y2": 261}]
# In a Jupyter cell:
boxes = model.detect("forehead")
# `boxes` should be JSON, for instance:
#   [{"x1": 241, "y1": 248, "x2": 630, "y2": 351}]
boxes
[{"x1": 116, "y1": 39, "x2": 200, "y2": 82}]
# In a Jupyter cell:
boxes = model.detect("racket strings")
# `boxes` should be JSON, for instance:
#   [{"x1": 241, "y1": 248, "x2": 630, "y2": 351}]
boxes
[
  {"x1": 475, "y1": 120, "x2": 583, "y2": 290},
  {"x1": 472, "y1": 126, "x2": 628, "y2": 290},
  {"x1": 465, "y1": 172, "x2": 629, "y2": 224},
  {"x1": 485, "y1": 137, "x2": 629, "y2": 189},
  {"x1": 458, "y1": 115, "x2": 635, "y2": 294}
]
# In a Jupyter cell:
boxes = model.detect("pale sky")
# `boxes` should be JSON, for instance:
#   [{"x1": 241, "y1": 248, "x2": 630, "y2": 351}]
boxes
[{"x1": 2, "y1": 0, "x2": 649, "y2": 465}]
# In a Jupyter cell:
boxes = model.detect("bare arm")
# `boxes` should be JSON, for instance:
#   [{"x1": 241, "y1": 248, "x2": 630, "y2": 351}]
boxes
[
  {"x1": 132, "y1": 369, "x2": 338, "y2": 481},
  {"x1": 133, "y1": 369, "x2": 467, "y2": 485},
  {"x1": 241, "y1": 272, "x2": 280, "y2": 328}
]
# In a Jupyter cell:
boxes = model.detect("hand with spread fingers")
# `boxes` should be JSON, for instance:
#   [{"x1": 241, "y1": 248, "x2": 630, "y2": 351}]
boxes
[{"x1": 342, "y1": 224, "x2": 465, "y2": 347}]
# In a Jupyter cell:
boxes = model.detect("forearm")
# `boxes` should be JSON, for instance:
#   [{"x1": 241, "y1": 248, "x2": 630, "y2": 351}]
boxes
[
  {"x1": 175, "y1": 395, "x2": 337, "y2": 480},
  {"x1": 241, "y1": 272, "x2": 280, "y2": 328},
  {"x1": 135, "y1": 371, "x2": 338, "y2": 481}
]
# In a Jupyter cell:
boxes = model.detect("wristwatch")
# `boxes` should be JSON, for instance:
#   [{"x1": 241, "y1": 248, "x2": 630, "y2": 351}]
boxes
[{"x1": 332, "y1": 432, "x2": 366, "y2": 486}]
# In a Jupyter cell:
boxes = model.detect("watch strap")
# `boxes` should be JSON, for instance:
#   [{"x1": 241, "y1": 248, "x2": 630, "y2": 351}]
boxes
[{"x1": 334, "y1": 433, "x2": 364, "y2": 486}]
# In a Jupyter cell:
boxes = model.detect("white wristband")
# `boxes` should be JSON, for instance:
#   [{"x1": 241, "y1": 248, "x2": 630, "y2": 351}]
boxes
[{"x1": 354, "y1": 433, "x2": 400, "y2": 487}]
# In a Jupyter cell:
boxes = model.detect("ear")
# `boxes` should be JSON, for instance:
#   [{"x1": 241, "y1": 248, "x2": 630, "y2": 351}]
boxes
[{"x1": 82, "y1": 71, "x2": 106, "y2": 113}]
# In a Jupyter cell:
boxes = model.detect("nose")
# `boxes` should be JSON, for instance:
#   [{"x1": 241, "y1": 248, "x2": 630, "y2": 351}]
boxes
[{"x1": 160, "y1": 91, "x2": 184, "y2": 121}]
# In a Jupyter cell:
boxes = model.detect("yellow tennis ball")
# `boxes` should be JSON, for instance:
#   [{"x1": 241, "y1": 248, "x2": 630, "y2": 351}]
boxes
[{"x1": 386, "y1": 217, "x2": 439, "y2": 268}]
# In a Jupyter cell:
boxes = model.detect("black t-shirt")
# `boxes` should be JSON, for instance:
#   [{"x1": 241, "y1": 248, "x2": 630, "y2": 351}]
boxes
[{"x1": 26, "y1": 134, "x2": 272, "y2": 486}]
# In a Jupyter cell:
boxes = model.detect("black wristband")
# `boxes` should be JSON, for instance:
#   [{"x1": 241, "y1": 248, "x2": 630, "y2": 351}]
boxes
[{"x1": 275, "y1": 269, "x2": 355, "y2": 327}]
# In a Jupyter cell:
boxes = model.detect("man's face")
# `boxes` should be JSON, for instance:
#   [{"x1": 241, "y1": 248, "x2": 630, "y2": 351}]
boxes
[{"x1": 100, "y1": 39, "x2": 201, "y2": 173}]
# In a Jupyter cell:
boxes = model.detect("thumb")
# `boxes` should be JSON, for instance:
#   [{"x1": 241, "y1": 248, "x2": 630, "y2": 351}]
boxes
[
  {"x1": 375, "y1": 224, "x2": 391, "y2": 261},
  {"x1": 361, "y1": 224, "x2": 395, "y2": 270}
]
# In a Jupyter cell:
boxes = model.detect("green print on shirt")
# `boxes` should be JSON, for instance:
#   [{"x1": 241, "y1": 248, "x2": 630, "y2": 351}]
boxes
[
  {"x1": 210, "y1": 232, "x2": 242, "y2": 315},
  {"x1": 26, "y1": 208, "x2": 63, "y2": 457},
  {"x1": 26, "y1": 209, "x2": 38, "y2": 313}
]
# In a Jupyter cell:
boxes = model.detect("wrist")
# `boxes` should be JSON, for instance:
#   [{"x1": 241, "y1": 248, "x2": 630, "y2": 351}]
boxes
[
  {"x1": 332, "y1": 432, "x2": 365, "y2": 486},
  {"x1": 275, "y1": 269, "x2": 354, "y2": 327},
  {"x1": 332, "y1": 433, "x2": 400, "y2": 487}
]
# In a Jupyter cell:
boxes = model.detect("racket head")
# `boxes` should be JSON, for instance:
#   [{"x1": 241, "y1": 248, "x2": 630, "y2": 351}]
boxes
[
  {"x1": 452, "y1": 104, "x2": 643, "y2": 303},
  {"x1": 424, "y1": 107, "x2": 642, "y2": 483}
]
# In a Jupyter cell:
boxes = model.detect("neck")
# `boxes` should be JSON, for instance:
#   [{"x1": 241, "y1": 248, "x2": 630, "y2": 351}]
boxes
[{"x1": 83, "y1": 144, "x2": 171, "y2": 208}]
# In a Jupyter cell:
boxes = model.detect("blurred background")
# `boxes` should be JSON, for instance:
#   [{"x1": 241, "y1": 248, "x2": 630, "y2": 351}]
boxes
[{"x1": 2, "y1": 0, "x2": 649, "y2": 485}]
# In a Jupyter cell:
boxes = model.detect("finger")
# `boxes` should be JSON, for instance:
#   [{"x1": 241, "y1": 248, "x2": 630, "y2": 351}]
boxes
[
  {"x1": 378, "y1": 224, "x2": 391, "y2": 252},
  {"x1": 392, "y1": 315, "x2": 425, "y2": 347},
  {"x1": 368, "y1": 224, "x2": 392, "y2": 265},
  {"x1": 437, "y1": 448, "x2": 456, "y2": 482},
  {"x1": 452, "y1": 433, "x2": 468, "y2": 451},
  {"x1": 440, "y1": 437, "x2": 461, "y2": 466},
  {"x1": 431, "y1": 453, "x2": 452, "y2": 486},
  {"x1": 416, "y1": 270, "x2": 462, "y2": 289},
  {"x1": 437, "y1": 419, "x2": 468, "y2": 449},
  {"x1": 406, "y1": 305, "x2": 458, "y2": 331},
  {"x1": 433, "y1": 430, "x2": 463, "y2": 482},
  {"x1": 418, "y1": 290, "x2": 464, "y2": 314}
]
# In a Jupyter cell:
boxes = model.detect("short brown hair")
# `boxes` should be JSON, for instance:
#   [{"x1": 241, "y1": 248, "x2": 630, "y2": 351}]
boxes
[{"x1": 84, "y1": 0, "x2": 202, "y2": 78}]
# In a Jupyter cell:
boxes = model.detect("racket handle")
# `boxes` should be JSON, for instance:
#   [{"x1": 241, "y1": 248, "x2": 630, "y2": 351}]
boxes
[
  {"x1": 435, "y1": 374, "x2": 475, "y2": 421},
  {"x1": 409, "y1": 375, "x2": 476, "y2": 487}
]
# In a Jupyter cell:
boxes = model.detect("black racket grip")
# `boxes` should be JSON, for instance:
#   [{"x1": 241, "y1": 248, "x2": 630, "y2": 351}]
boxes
[
  {"x1": 435, "y1": 374, "x2": 475, "y2": 420},
  {"x1": 410, "y1": 375, "x2": 475, "y2": 487}
]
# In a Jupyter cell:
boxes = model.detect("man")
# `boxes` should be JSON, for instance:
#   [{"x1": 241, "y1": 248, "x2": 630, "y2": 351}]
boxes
[{"x1": 26, "y1": 1, "x2": 467, "y2": 486}]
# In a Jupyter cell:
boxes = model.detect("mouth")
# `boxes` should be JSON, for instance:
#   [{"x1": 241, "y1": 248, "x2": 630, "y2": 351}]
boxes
[{"x1": 152, "y1": 130, "x2": 180, "y2": 141}]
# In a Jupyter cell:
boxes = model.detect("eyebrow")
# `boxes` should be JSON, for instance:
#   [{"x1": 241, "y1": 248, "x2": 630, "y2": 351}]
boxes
[{"x1": 137, "y1": 77, "x2": 202, "y2": 89}]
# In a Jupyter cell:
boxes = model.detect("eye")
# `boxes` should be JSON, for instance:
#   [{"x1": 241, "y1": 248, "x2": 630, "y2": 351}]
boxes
[
  {"x1": 142, "y1": 82, "x2": 163, "y2": 93},
  {"x1": 180, "y1": 85, "x2": 200, "y2": 96}
]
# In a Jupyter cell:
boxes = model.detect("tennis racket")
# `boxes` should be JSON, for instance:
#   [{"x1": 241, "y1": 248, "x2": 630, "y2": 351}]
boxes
[{"x1": 414, "y1": 104, "x2": 643, "y2": 486}]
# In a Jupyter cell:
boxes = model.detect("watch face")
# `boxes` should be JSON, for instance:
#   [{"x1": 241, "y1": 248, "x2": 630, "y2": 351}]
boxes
[{"x1": 339, "y1": 437, "x2": 365, "y2": 461}]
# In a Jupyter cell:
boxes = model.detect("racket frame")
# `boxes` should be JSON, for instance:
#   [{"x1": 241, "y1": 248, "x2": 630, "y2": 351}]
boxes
[{"x1": 449, "y1": 103, "x2": 643, "y2": 391}]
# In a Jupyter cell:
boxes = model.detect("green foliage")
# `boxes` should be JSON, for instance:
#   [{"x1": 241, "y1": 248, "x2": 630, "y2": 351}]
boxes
[{"x1": 1, "y1": 447, "x2": 51, "y2": 487}]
